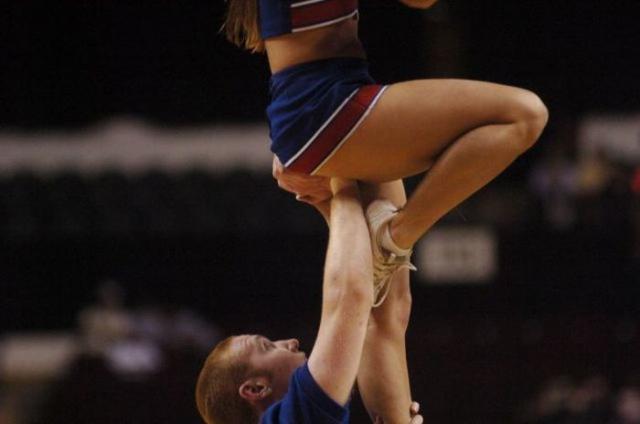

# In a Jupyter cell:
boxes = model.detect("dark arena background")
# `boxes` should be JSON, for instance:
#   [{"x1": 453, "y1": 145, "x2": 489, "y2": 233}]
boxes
[{"x1": 2, "y1": 1, "x2": 640, "y2": 423}]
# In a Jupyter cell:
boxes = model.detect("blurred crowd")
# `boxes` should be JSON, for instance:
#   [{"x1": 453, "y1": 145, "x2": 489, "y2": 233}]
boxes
[
  {"x1": 1, "y1": 280, "x2": 220, "y2": 424},
  {"x1": 519, "y1": 375, "x2": 640, "y2": 424},
  {"x1": 529, "y1": 144, "x2": 639, "y2": 234},
  {"x1": 78, "y1": 280, "x2": 219, "y2": 358},
  {"x1": 528, "y1": 121, "x2": 640, "y2": 278}
]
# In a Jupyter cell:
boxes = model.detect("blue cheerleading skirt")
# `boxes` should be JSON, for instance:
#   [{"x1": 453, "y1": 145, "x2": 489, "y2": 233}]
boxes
[{"x1": 267, "y1": 57, "x2": 387, "y2": 175}]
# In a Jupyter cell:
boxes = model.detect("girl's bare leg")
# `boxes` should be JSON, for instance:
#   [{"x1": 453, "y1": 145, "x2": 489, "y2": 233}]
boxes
[
  {"x1": 358, "y1": 268, "x2": 413, "y2": 424},
  {"x1": 357, "y1": 182, "x2": 414, "y2": 424},
  {"x1": 316, "y1": 79, "x2": 548, "y2": 249}
]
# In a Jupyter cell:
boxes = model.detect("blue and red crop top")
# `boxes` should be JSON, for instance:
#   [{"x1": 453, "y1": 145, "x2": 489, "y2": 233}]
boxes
[{"x1": 259, "y1": 0, "x2": 358, "y2": 39}]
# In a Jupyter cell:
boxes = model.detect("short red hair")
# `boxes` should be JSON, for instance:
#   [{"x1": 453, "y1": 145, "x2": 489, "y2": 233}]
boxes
[{"x1": 195, "y1": 337, "x2": 260, "y2": 424}]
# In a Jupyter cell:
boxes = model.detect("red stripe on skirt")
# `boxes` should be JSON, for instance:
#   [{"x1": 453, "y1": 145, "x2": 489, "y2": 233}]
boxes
[
  {"x1": 287, "y1": 85, "x2": 382, "y2": 174},
  {"x1": 291, "y1": 0, "x2": 357, "y2": 30}
]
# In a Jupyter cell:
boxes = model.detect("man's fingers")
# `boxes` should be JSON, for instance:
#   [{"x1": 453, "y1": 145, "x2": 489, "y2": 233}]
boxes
[
  {"x1": 409, "y1": 402, "x2": 422, "y2": 424},
  {"x1": 410, "y1": 415, "x2": 424, "y2": 424},
  {"x1": 411, "y1": 402, "x2": 420, "y2": 414},
  {"x1": 272, "y1": 159, "x2": 333, "y2": 203},
  {"x1": 296, "y1": 194, "x2": 328, "y2": 205}
]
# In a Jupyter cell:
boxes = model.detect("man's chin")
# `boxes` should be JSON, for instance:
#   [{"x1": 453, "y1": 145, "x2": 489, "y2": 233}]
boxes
[{"x1": 298, "y1": 352, "x2": 307, "y2": 364}]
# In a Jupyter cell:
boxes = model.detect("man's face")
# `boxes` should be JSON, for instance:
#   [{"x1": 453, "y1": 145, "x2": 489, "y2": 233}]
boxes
[{"x1": 232, "y1": 334, "x2": 307, "y2": 399}]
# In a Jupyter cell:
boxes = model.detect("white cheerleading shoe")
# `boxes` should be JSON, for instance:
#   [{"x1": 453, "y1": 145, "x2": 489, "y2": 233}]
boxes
[{"x1": 366, "y1": 200, "x2": 417, "y2": 307}]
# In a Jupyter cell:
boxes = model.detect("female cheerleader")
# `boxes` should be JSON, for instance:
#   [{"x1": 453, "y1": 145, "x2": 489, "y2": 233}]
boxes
[
  {"x1": 223, "y1": 2, "x2": 546, "y2": 422},
  {"x1": 225, "y1": 0, "x2": 548, "y2": 313}
]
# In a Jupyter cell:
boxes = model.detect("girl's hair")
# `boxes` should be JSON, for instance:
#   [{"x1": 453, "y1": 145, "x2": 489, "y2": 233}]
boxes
[
  {"x1": 195, "y1": 337, "x2": 260, "y2": 424},
  {"x1": 224, "y1": 0, "x2": 265, "y2": 53}
]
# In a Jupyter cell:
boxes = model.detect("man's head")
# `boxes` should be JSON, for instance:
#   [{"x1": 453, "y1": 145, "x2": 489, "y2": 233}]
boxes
[{"x1": 196, "y1": 334, "x2": 306, "y2": 424}]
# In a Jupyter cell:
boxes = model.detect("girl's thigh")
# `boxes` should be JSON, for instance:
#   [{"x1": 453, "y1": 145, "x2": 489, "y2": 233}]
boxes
[{"x1": 315, "y1": 78, "x2": 538, "y2": 182}]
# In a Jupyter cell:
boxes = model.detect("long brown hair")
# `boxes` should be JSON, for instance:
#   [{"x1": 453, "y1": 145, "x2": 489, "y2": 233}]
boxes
[
  {"x1": 223, "y1": 0, "x2": 265, "y2": 53},
  {"x1": 195, "y1": 337, "x2": 260, "y2": 424}
]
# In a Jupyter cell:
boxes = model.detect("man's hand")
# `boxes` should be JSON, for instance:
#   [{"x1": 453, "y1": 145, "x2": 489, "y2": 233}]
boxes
[
  {"x1": 373, "y1": 401, "x2": 423, "y2": 424},
  {"x1": 410, "y1": 402, "x2": 423, "y2": 424},
  {"x1": 272, "y1": 156, "x2": 332, "y2": 205}
]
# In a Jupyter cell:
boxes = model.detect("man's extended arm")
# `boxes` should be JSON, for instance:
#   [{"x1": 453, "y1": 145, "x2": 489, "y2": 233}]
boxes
[
  {"x1": 273, "y1": 162, "x2": 420, "y2": 423},
  {"x1": 307, "y1": 178, "x2": 374, "y2": 406}
]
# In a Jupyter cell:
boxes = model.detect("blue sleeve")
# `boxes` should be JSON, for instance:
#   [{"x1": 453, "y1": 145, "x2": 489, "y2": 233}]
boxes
[{"x1": 260, "y1": 363, "x2": 350, "y2": 424}]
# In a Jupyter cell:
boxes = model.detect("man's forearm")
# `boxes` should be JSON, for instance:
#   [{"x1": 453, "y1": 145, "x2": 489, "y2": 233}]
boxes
[
  {"x1": 324, "y1": 180, "x2": 372, "y2": 291},
  {"x1": 307, "y1": 179, "x2": 374, "y2": 406}
]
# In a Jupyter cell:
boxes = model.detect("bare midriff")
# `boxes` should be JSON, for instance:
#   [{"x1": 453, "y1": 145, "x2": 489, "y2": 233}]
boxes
[{"x1": 265, "y1": 18, "x2": 365, "y2": 74}]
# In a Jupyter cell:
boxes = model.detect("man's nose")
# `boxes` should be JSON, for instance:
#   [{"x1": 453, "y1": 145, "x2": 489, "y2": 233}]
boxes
[{"x1": 286, "y1": 338, "x2": 299, "y2": 352}]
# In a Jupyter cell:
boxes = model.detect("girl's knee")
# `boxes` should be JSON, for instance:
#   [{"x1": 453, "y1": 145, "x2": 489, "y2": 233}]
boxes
[
  {"x1": 370, "y1": 282, "x2": 413, "y2": 333},
  {"x1": 394, "y1": 290, "x2": 413, "y2": 330},
  {"x1": 520, "y1": 90, "x2": 549, "y2": 128},
  {"x1": 388, "y1": 283, "x2": 413, "y2": 330},
  {"x1": 510, "y1": 90, "x2": 549, "y2": 150}
]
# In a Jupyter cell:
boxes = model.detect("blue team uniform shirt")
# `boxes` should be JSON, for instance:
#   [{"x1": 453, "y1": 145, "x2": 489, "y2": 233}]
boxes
[{"x1": 260, "y1": 363, "x2": 350, "y2": 424}]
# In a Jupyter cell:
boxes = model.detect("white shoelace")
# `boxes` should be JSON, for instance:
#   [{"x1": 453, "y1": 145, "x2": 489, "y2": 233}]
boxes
[{"x1": 372, "y1": 252, "x2": 417, "y2": 307}]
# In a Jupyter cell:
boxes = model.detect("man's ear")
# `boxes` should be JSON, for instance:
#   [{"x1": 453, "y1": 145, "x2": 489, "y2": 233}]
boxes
[{"x1": 239, "y1": 377, "x2": 273, "y2": 403}]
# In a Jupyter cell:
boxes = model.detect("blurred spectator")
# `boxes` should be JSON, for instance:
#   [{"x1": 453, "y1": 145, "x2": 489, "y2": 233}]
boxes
[
  {"x1": 104, "y1": 338, "x2": 164, "y2": 378},
  {"x1": 577, "y1": 149, "x2": 616, "y2": 199},
  {"x1": 576, "y1": 150, "x2": 633, "y2": 236},
  {"x1": 135, "y1": 305, "x2": 221, "y2": 352},
  {"x1": 530, "y1": 130, "x2": 636, "y2": 237},
  {"x1": 530, "y1": 143, "x2": 579, "y2": 230},
  {"x1": 610, "y1": 387, "x2": 640, "y2": 424},
  {"x1": 77, "y1": 280, "x2": 220, "y2": 379},
  {"x1": 519, "y1": 376, "x2": 640, "y2": 424},
  {"x1": 521, "y1": 376, "x2": 575, "y2": 424},
  {"x1": 28, "y1": 280, "x2": 222, "y2": 424},
  {"x1": 78, "y1": 280, "x2": 133, "y2": 355},
  {"x1": 564, "y1": 375, "x2": 611, "y2": 424}
]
